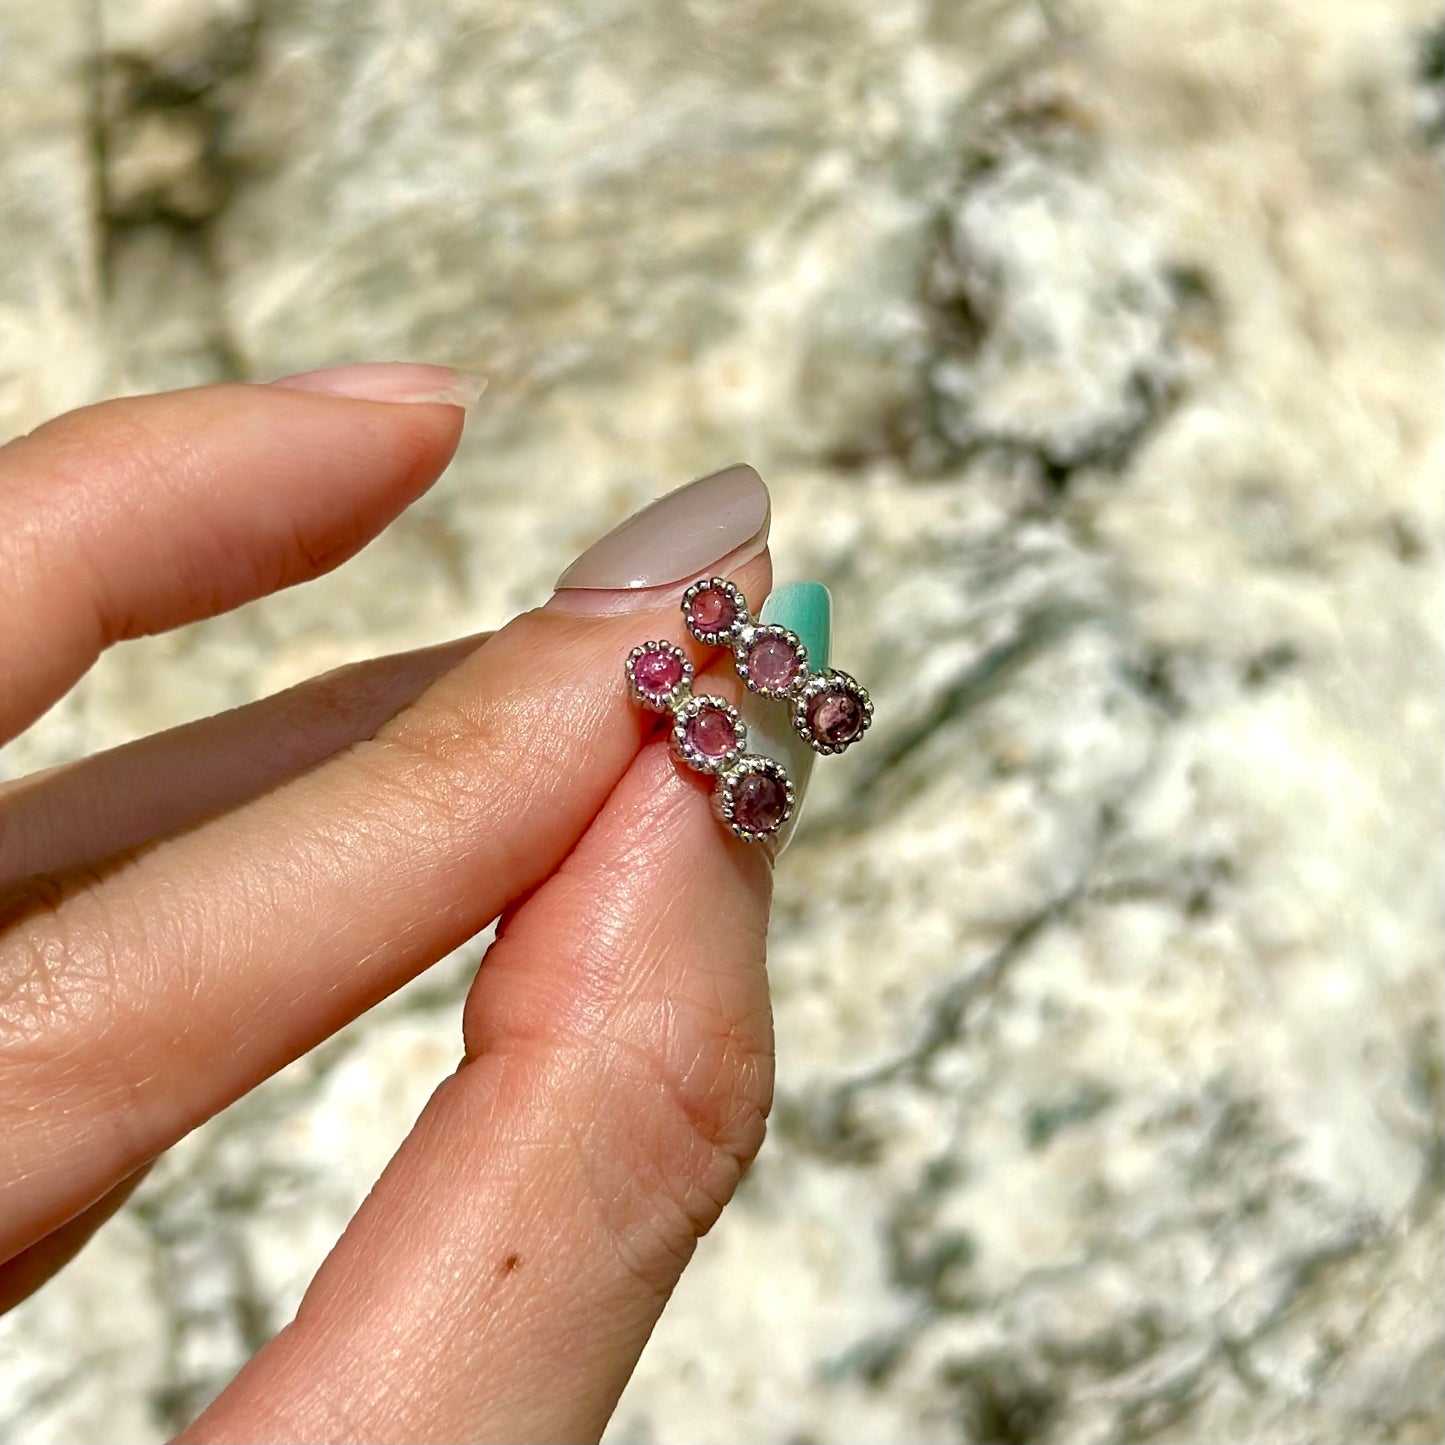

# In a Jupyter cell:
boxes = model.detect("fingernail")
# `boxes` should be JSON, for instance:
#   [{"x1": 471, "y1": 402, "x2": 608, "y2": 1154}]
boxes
[
  {"x1": 270, "y1": 362, "x2": 487, "y2": 410},
  {"x1": 747, "y1": 581, "x2": 832, "y2": 855},
  {"x1": 548, "y1": 463, "x2": 770, "y2": 615}
]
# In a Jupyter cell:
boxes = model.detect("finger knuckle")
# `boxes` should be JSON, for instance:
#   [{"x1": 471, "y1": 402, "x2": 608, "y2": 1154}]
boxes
[
  {"x1": 0, "y1": 870, "x2": 125, "y2": 1052},
  {"x1": 578, "y1": 1011, "x2": 774, "y2": 1295},
  {"x1": 359, "y1": 692, "x2": 547, "y2": 840}
]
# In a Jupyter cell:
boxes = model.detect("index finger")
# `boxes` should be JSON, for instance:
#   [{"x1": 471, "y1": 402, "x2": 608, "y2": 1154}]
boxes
[
  {"x1": 0, "y1": 467, "x2": 771, "y2": 1265},
  {"x1": 0, "y1": 365, "x2": 475, "y2": 741}
]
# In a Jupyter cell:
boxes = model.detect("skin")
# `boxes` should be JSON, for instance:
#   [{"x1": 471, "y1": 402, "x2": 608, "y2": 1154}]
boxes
[{"x1": 0, "y1": 383, "x2": 776, "y2": 1443}]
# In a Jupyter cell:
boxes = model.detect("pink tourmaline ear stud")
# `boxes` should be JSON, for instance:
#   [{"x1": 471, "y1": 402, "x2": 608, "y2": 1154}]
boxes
[
  {"x1": 684, "y1": 577, "x2": 873, "y2": 754},
  {"x1": 790, "y1": 668, "x2": 873, "y2": 754},
  {"x1": 626, "y1": 577, "x2": 873, "y2": 844},
  {"x1": 625, "y1": 640, "x2": 693, "y2": 711},
  {"x1": 712, "y1": 754, "x2": 794, "y2": 842},
  {"x1": 679, "y1": 577, "x2": 750, "y2": 646},
  {"x1": 626, "y1": 630, "x2": 793, "y2": 843}
]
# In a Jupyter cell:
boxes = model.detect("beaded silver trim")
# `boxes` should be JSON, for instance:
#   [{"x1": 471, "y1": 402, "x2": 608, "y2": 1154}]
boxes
[
  {"x1": 681, "y1": 576, "x2": 750, "y2": 647},
  {"x1": 624, "y1": 641, "x2": 694, "y2": 713},
  {"x1": 669, "y1": 694, "x2": 747, "y2": 775},
  {"x1": 733, "y1": 623, "x2": 809, "y2": 698},
  {"x1": 712, "y1": 754, "x2": 796, "y2": 843},
  {"x1": 790, "y1": 669, "x2": 875, "y2": 756},
  {"x1": 624, "y1": 579, "x2": 875, "y2": 843}
]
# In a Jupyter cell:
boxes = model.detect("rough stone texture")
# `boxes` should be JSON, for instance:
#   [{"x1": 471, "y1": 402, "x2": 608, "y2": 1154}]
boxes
[{"x1": 0, "y1": 2, "x2": 1441, "y2": 1443}]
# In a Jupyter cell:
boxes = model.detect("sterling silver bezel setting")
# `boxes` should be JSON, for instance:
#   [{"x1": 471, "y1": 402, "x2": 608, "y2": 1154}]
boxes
[
  {"x1": 670, "y1": 694, "x2": 747, "y2": 774},
  {"x1": 681, "y1": 576, "x2": 750, "y2": 647},
  {"x1": 734, "y1": 622, "x2": 809, "y2": 698},
  {"x1": 623, "y1": 577, "x2": 874, "y2": 844},
  {"x1": 625, "y1": 640, "x2": 694, "y2": 713},
  {"x1": 792, "y1": 669, "x2": 874, "y2": 755},
  {"x1": 713, "y1": 753, "x2": 796, "y2": 843}
]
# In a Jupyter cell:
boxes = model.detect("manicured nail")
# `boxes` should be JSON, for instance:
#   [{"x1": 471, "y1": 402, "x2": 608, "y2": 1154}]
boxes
[
  {"x1": 747, "y1": 581, "x2": 832, "y2": 854},
  {"x1": 270, "y1": 362, "x2": 487, "y2": 410},
  {"x1": 549, "y1": 463, "x2": 770, "y2": 615}
]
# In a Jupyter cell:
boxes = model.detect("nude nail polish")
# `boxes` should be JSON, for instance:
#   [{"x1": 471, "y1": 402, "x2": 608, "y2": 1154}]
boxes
[
  {"x1": 549, "y1": 464, "x2": 770, "y2": 614},
  {"x1": 748, "y1": 582, "x2": 831, "y2": 854},
  {"x1": 270, "y1": 362, "x2": 487, "y2": 409}
]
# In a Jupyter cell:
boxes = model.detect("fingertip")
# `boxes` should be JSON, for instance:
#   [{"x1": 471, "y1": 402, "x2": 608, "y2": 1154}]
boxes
[
  {"x1": 268, "y1": 361, "x2": 487, "y2": 410},
  {"x1": 169, "y1": 383, "x2": 470, "y2": 605},
  {"x1": 0, "y1": 380, "x2": 471, "y2": 739},
  {"x1": 230, "y1": 380, "x2": 468, "y2": 505},
  {"x1": 461, "y1": 729, "x2": 774, "y2": 1089}
]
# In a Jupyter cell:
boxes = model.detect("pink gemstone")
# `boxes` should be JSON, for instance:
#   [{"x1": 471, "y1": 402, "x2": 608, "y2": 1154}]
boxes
[
  {"x1": 732, "y1": 772, "x2": 787, "y2": 834},
  {"x1": 633, "y1": 648, "x2": 683, "y2": 696},
  {"x1": 689, "y1": 586, "x2": 736, "y2": 634},
  {"x1": 807, "y1": 688, "x2": 864, "y2": 746},
  {"x1": 686, "y1": 706, "x2": 736, "y2": 759},
  {"x1": 746, "y1": 636, "x2": 802, "y2": 692}
]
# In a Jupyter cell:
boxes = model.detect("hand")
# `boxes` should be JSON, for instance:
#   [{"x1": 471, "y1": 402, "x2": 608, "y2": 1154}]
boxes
[{"x1": 0, "y1": 364, "x2": 777, "y2": 1443}]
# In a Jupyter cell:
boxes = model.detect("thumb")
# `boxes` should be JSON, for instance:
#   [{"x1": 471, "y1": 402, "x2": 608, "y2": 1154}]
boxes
[{"x1": 178, "y1": 663, "x2": 778, "y2": 1445}]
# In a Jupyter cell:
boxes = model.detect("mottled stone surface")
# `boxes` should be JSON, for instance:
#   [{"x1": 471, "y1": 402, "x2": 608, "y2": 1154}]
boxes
[{"x1": 0, "y1": 2, "x2": 1441, "y2": 1443}]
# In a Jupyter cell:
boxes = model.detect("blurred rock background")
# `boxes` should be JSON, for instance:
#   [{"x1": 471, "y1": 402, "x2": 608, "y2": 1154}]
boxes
[{"x1": 1, "y1": 1, "x2": 1442, "y2": 1441}]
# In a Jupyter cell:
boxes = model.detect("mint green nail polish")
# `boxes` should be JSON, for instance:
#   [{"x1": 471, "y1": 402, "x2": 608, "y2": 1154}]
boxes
[
  {"x1": 760, "y1": 581, "x2": 831, "y2": 670},
  {"x1": 751, "y1": 582, "x2": 832, "y2": 853}
]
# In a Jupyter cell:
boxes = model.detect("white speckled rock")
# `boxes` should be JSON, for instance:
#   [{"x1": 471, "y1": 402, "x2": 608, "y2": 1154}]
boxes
[{"x1": 0, "y1": 1, "x2": 1440, "y2": 1443}]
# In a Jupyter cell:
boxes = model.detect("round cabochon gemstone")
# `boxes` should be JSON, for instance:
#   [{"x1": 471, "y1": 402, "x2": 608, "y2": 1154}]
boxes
[
  {"x1": 686, "y1": 706, "x2": 736, "y2": 759},
  {"x1": 746, "y1": 635, "x2": 802, "y2": 691},
  {"x1": 633, "y1": 648, "x2": 683, "y2": 695},
  {"x1": 807, "y1": 687, "x2": 864, "y2": 747},
  {"x1": 731, "y1": 772, "x2": 788, "y2": 834},
  {"x1": 689, "y1": 586, "x2": 736, "y2": 634}
]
